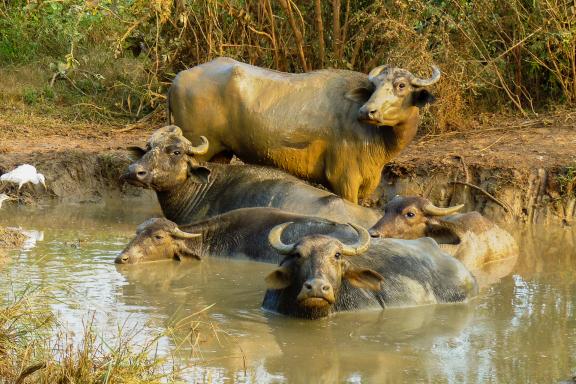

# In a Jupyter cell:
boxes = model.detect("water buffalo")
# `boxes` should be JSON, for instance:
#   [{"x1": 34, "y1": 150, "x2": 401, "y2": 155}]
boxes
[
  {"x1": 368, "y1": 196, "x2": 519, "y2": 270},
  {"x1": 263, "y1": 222, "x2": 478, "y2": 319},
  {"x1": 168, "y1": 57, "x2": 440, "y2": 203},
  {"x1": 115, "y1": 207, "x2": 358, "y2": 264},
  {"x1": 123, "y1": 125, "x2": 380, "y2": 227}
]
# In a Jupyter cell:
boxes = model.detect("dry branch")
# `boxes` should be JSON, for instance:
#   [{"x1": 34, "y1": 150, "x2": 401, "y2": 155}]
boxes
[
  {"x1": 278, "y1": 0, "x2": 308, "y2": 71},
  {"x1": 314, "y1": 0, "x2": 325, "y2": 67},
  {"x1": 332, "y1": 0, "x2": 341, "y2": 58}
]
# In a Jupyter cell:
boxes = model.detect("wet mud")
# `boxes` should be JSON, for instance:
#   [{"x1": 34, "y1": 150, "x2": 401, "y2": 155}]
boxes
[{"x1": 0, "y1": 147, "x2": 573, "y2": 226}]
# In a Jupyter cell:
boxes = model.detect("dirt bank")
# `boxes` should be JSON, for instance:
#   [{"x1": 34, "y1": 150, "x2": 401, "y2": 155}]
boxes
[
  {"x1": 379, "y1": 120, "x2": 576, "y2": 226},
  {"x1": 0, "y1": 111, "x2": 574, "y2": 226}
]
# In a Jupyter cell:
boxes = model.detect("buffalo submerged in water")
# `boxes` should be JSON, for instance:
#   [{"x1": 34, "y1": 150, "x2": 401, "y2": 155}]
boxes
[
  {"x1": 122, "y1": 125, "x2": 380, "y2": 227},
  {"x1": 115, "y1": 207, "x2": 358, "y2": 264},
  {"x1": 115, "y1": 207, "x2": 478, "y2": 320},
  {"x1": 368, "y1": 196, "x2": 518, "y2": 271},
  {"x1": 262, "y1": 223, "x2": 478, "y2": 319},
  {"x1": 168, "y1": 57, "x2": 440, "y2": 203}
]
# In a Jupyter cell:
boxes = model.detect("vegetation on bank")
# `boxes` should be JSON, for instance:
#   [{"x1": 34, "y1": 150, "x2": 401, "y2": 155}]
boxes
[
  {"x1": 0, "y1": 285, "x2": 174, "y2": 383},
  {"x1": 0, "y1": 279, "x2": 227, "y2": 383},
  {"x1": 0, "y1": 227, "x2": 27, "y2": 249},
  {"x1": 0, "y1": 0, "x2": 574, "y2": 132}
]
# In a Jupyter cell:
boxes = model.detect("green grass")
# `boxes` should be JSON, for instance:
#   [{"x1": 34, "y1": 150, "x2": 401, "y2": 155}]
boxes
[{"x1": 558, "y1": 164, "x2": 576, "y2": 197}]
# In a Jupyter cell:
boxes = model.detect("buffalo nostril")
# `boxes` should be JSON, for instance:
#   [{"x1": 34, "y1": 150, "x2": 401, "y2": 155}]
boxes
[
  {"x1": 368, "y1": 110, "x2": 377, "y2": 118},
  {"x1": 321, "y1": 284, "x2": 330, "y2": 292},
  {"x1": 304, "y1": 282, "x2": 313, "y2": 290}
]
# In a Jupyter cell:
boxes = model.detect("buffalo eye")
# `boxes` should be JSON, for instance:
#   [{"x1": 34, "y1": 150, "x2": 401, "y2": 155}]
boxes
[
  {"x1": 334, "y1": 252, "x2": 341, "y2": 260},
  {"x1": 153, "y1": 234, "x2": 164, "y2": 240},
  {"x1": 172, "y1": 150, "x2": 181, "y2": 156},
  {"x1": 405, "y1": 211, "x2": 416, "y2": 219},
  {"x1": 398, "y1": 83, "x2": 406, "y2": 89}
]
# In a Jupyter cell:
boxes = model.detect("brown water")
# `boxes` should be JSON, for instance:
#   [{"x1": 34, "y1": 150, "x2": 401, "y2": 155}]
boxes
[{"x1": 1, "y1": 201, "x2": 575, "y2": 383}]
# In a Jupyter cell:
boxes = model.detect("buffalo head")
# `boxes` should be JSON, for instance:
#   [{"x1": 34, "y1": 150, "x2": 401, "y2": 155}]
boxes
[
  {"x1": 122, "y1": 125, "x2": 211, "y2": 191},
  {"x1": 265, "y1": 222, "x2": 383, "y2": 318},
  {"x1": 369, "y1": 196, "x2": 465, "y2": 242},
  {"x1": 116, "y1": 217, "x2": 201, "y2": 264},
  {"x1": 347, "y1": 65, "x2": 440, "y2": 126}
]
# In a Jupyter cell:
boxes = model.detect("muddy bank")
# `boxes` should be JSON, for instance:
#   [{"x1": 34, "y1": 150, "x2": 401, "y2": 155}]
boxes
[
  {"x1": 0, "y1": 149, "x2": 152, "y2": 204},
  {"x1": 378, "y1": 160, "x2": 574, "y2": 226},
  {"x1": 0, "y1": 226, "x2": 26, "y2": 248},
  {"x1": 377, "y1": 123, "x2": 576, "y2": 226},
  {"x1": 0, "y1": 144, "x2": 573, "y2": 226},
  {"x1": 0, "y1": 117, "x2": 574, "y2": 225}
]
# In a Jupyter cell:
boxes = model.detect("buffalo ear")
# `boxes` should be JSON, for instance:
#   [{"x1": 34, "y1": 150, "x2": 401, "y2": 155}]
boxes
[
  {"x1": 265, "y1": 267, "x2": 292, "y2": 290},
  {"x1": 127, "y1": 146, "x2": 147, "y2": 160},
  {"x1": 345, "y1": 86, "x2": 374, "y2": 104},
  {"x1": 187, "y1": 163, "x2": 211, "y2": 184},
  {"x1": 344, "y1": 267, "x2": 384, "y2": 290},
  {"x1": 175, "y1": 242, "x2": 202, "y2": 261},
  {"x1": 425, "y1": 221, "x2": 461, "y2": 245},
  {"x1": 411, "y1": 89, "x2": 436, "y2": 108}
]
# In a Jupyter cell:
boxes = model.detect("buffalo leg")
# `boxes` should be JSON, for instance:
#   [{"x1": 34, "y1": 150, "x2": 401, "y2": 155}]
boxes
[
  {"x1": 325, "y1": 156, "x2": 361, "y2": 203},
  {"x1": 329, "y1": 175, "x2": 361, "y2": 204},
  {"x1": 358, "y1": 173, "x2": 382, "y2": 201}
]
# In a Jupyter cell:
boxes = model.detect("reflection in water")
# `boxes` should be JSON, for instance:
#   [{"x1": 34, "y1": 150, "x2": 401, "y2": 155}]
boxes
[
  {"x1": 0, "y1": 202, "x2": 575, "y2": 383},
  {"x1": 16, "y1": 228, "x2": 44, "y2": 250}
]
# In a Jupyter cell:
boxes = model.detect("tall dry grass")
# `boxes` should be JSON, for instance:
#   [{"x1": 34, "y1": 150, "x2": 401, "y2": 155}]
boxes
[
  {"x1": 0, "y1": 282, "x2": 228, "y2": 383},
  {"x1": 0, "y1": 0, "x2": 574, "y2": 132}
]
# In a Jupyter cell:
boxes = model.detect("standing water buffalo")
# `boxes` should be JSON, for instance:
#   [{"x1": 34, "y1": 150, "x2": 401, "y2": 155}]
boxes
[
  {"x1": 115, "y1": 207, "x2": 357, "y2": 264},
  {"x1": 168, "y1": 57, "x2": 440, "y2": 203},
  {"x1": 368, "y1": 196, "x2": 519, "y2": 271},
  {"x1": 123, "y1": 125, "x2": 380, "y2": 227},
  {"x1": 263, "y1": 222, "x2": 478, "y2": 319}
]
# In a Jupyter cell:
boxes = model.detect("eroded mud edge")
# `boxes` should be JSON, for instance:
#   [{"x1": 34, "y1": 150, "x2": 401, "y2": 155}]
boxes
[{"x1": 0, "y1": 150, "x2": 573, "y2": 226}]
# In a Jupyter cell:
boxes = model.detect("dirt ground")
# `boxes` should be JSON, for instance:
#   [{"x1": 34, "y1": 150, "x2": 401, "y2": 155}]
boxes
[
  {"x1": 399, "y1": 115, "x2": 576, "y2": 170},
  {"x1": 0, "y1": 106, "x2": 575, "y2": 224},
  {"x1": 2, "y1": 106, "x2": 574, "y2": 167}
]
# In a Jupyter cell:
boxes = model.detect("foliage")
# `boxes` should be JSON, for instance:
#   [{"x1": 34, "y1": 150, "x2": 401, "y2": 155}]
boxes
[
  {"x1": 558, "y1": 162, "x2": 576, "y2": 197},
  {"x1": 0, "y1": 284, "x2": 176, "y2": 383},
  {"x1": 0, "y1": 0, "x2": 574, "y2": 132}
]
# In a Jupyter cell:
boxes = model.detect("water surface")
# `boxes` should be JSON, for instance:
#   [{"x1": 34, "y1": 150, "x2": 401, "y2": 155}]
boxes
[{"x1": 0, "y1": 201, "x2": 575, "y2": 383}]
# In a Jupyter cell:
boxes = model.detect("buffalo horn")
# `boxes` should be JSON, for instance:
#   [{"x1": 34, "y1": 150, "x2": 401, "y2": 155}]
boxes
[
  {"x1": 367, "y1": 64, "x2": 390, "y2": 82},
  {"x1": 187, "y1": 136, "x2": 210, "y2": 155},
  {"x1": 422, "y1": 202, "x2": 464, "y2": 216},
  {"x1": 409, "y1": 65, "x2": 441, "y2": 87},
  {"x1": 268, "y1": 222, "x2": 297, "y2": 255},
  {"x1": 170, "y1": 227, "x2": 202, "y2": 239},
  {"x1": 341, "y1": 223, "x2": 371, "y2": 256}
]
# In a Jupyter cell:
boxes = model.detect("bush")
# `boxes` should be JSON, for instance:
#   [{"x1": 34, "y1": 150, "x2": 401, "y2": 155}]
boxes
[{"x1": 0, "y1": 0, "x2": 574, "y2": 131}]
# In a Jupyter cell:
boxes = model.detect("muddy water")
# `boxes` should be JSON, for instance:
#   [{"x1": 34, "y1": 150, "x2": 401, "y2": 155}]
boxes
[{"x1": 1, "y1": 201, "x2": 575, "y2": 383}]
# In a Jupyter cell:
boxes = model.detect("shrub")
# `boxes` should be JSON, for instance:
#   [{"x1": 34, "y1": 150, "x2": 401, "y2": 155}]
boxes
[{"x1": 1, "y1": 0, "x2": 574, "y2": 131}]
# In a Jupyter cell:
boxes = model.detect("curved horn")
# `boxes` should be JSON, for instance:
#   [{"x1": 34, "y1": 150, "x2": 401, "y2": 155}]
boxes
[
  {"x1": 367, "y1": 64, "x2": 390, "y2": 82},
  {"x1": 268, "y1": 222, "x2": 297, "y2": 255},
  {"x1": 170, "y1": 226, "x2": 202, "y2": 239},
  {"x1": 422, "y1": 202, "x2": 464, "y2": 216},
  {"x1": 341, "y1": 223, "x2": 371, "y2": 256},
  {"x1": 187, "y1": 136, "x2": 210, "y2": 155},
  {"x1": 409, "y1": 65, "x2": 441, "y2": 87}
]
